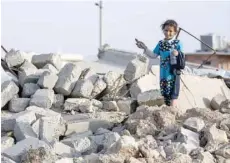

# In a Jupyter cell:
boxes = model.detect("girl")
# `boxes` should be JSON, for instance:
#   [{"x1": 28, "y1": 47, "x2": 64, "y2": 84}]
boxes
[{"x1": 135, "y1": 19, "x2": 183, "y2": 107}]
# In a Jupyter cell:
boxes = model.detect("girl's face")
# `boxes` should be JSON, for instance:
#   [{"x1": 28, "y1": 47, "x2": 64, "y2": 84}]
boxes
[{"x1": 163, "y1": 25, "x2": 177, "y2": 40}]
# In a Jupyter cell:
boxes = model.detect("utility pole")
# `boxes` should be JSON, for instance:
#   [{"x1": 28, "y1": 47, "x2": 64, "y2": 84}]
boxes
[{"x1": 95, "y1": 1, "x2": 103, "y2": 49}]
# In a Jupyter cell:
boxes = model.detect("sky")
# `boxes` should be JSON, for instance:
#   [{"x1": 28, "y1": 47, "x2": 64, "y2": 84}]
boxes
[{"x1": 1, "y1": 0, "x2": 230, "y2": 58}]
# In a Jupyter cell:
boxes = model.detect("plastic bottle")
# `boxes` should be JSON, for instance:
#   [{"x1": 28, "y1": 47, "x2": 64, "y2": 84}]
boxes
[{"x1": 170, "y1": 49, "x2": 177, "y2": 65}]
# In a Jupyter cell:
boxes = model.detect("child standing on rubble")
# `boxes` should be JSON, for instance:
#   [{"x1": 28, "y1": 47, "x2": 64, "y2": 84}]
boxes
[{"x1": 135, "y1": 19, "x2": 183, "y2": 107}]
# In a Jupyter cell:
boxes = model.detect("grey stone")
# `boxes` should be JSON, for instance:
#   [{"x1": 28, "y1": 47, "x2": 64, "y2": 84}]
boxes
[
  {"x1": 5, "y1": 49, "x2": 25, "y2": 67},
  {"x1": 37, "y1": 71, "x2": 58, "y2": 89},
  {"x1": 65, "y1": 130, "x2": 93, "y2": 139},
  {"x1": 55, "y1": 158, "x2": 74, "y2": 163},
  {"x1": 14, "y1": 122, "x2": 38, "y2": 142},
  {"x1": 183, "y1": 117, "x2": 205, "y2": 132},
  {"x1": 54, "y1": 63, "x2": 82, "y2": 96},
  {"x1": 91, "y1": 78, "x2": 107, "y2": 98},
  {"x1": 194, "y1": 151, "x2": 215, "y2": 163},
  {"x1": 2, "y1": 111, "x2": 36, "y2": 132},
  {"x1": 1, "y1": 81, "x2": 19, "y2": 108},
  {"x1": 64, "y1": 98, "x2": 89, "y2": 112},
  {"x1": 1, "y1": 156, "x2": 16, "y2": 163},
  {"x1": 220, "y1": 100, "x2": 230, "y2": 114},
  {"x1": 39, "y1": 115, "x2": 66, "y2": 143},
  {"x1": 79, "y1": 99, "x2": 102, "y2": 113},
  {"x1": 137, "y1": 89, "x2": 164, "y2": 106},
  {"x1": 52, "y1": 94, "x2": 64, "y2": 108},
  {"x1": 21, "y1": 83, "x2": 40, "y2": 98},
  {"x1": 30, "y1": 89, "x2": 54, "y2": 109},
  {"x1": 2, "y1": 137, "x2": 49, "y2": 162},
  {"x1": 9, "y1": 98, "x2": 30, "y2": 113},
  {"x1": 102, "y1": 101, "x2": 119, "y2": 111},
  {"x1": 32, "y1": 119, "x2": 40, "y2": 137},
  {"x1": 32, "y1": 53, "x2": 62, "y2": 70},
  {"x1": 211, "y1": 94, "x2": 226, "y2": 110},
  {"x1": 136, "y1": 119, "x2": 157, "y2": 137},
  {"x1": 130, "y1": 73, "x2": 157, "y2": 98},
  {"x1": 19, "y1": 60, "x2": 37, "y2": 71},
  {"x1": 71, "y1": 79, "x2": 94, "y2": 98},
  {"x1": 1, "y1": 136, "x2": 15, "y2": 151},
  {"x1": 124, "y1": 56, "x2": 148, "y2": 82},
  {"x1": 117, "y1": 99, "x2": 137, "y2": 115},
  {"x1": 26, "y1": 105, "x2": 60, "y2": 119},
  {"x1": 168, "y1": 153, "x2": 192, "y2": 163},
  {"x1": 42, "y1": 63, "x2": 59, "y2": 74},
  {"x1": 52, "y1": 141, "x2": 76, "y2": 157},
  {"x1": 18, "y1": 69, "x2": 40, "y2": 86},
  {"x1": 215, "y1": 144, "x2": 230, "y2": 159}
]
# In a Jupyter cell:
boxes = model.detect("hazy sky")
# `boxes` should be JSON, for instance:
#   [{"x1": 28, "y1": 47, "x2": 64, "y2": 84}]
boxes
[{"x1": 2, "y1": 1, "x2": 230, "y2": 58}]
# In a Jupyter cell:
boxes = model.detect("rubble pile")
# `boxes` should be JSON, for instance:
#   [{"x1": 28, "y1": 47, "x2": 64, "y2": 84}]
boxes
[{"x1": 1, "y1": 50, "x2": 230, "y2": 163}]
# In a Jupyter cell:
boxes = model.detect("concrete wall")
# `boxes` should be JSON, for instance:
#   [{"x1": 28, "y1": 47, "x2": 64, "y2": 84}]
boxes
[{"x1": 185, "y1": 55, "x2": 230, "y2": 70}]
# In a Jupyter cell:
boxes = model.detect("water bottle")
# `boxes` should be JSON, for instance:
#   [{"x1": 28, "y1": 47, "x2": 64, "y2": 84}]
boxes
[{"x1": 170, "y1": 49, "x2": 177, "y2": 65}]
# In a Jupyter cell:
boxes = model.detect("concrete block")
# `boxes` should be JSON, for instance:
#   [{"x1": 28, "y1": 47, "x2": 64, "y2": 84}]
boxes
[
  {"x1": 130, "y1": 73, "x2": 158, "y2": 98},
  {"x1": 30, "y1": 89, "x2": 54, "y2": 109},
  {"x1": 1, "y1": 81, "x2": 19, "y2": 108},
  {"x1": 2, "y1": 137, "x2": 49, "y2": 162},
  {"x1": 183, "y1": 117, "x2": 205, "y2": 132},
  {"x1": 42, "y1": 63, "x2": 59, "y2": 74},
  {"x1": 37, "y1": 71, "x2": 58, "y2": 89},
  {"x1": 91, "y1": 78, "x2": 107, "y2": 98},
  {"x1": 32, "y1": 119, "x2": 40, "y2": 137},
  {"x1": 117, "y1": 99, "x2": 137, "y2": 115},
  {"x1": 32, "y1": 53, "x2": 62, "y2": 70},
  {"x1": 65, "y1": 130, "x2": 93, "y2": 139},
  {"x1": 52, "y1": 141, "x2": 76, "y2": 157},
  {"x1": 39, "y1": 116, "x2": 66, "y2": 143},
  {"x1": 211, "y1": 94, "x2": 227, "y2": 110},
  {"x1": 14, "y1": 122, "x2": 38, "y2": 142},
  {"x1": 5, "y1": 49, "x2": 25, "y2": 67},
  {"x1": 124, "y1": 57, "x2": 148, "y2": 82},
  {"x1": 1, "y1": 136, "x2": 14, "y2": 151},
  {"x1": 64, "y1": 98, "x2": 89, "y2": 111},
  {"x1": 137, "y1": 89, "x2": 164, "y2": 106},
  {"x1": 18, "y1": 69, "x2": 41, "y2": 86},
  {"x1": 21, "y1": 83, "x2": 40, "y2": 98},
  {"x1": 9, "y1": 98, "x2": 30, "y2": 113},
  {"x1": 55, "y1": 158, "x2": 74, "y2": 163},
  {"x1": 1, "y1": 111, "x2": 36, "y2": 132},
  {"x1": 54, "y1": 63, "x2": 82, "y2": 96},
  {"x1": 52, "y1": 94, "x2": 64, "y2": 108},
  {"x1": 19, "y1": 60, "x2": 37, "y2": 71},
  {"x1": 71, "y1": 79, "x2": 94, "y2": 98},
  {"x1": 26, "y1": 106, "x2": 60, "y2": 119},
  {"x1": 1, "y1": 155, "x2": 16, "y2": 163},
  {"x1": 78, "y1": 99, "x2": 102, "y2": 113}
]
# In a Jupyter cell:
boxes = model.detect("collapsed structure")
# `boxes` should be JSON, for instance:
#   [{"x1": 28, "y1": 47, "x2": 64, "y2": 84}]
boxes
[{"x1": 1, "y1": 48, "x2": 230, "y2": 163}]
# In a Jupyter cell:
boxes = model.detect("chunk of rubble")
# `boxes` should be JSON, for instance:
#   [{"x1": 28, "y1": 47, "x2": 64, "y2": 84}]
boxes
[
  {"x1": 164, "y1": 142, "x2": 188, "y2": 157},
  {"x1": 130, "y1": 73, "x2": 158, "y2": 98},
  {"x1": 19, "y1": 60, "x2": 37, "y2": 71},
  {"x1": 214, "y1": 144, "x2": 230, "y2": 159},
  {"x1": 32, "y1": 53, "x2": 62, "y2": 70},
  {"x1": 153, "y1": 109, "x2": 176, "y2": 129},
  {"x1": 220, "y1": 99, "x2": 230, "y2": 114},
  {"x1": 102, "y1": 101, "x2": 119, "y2": 111},
  {"x1": 26, "y1": 106, "x2": 59, "y2": 119},
  {"x1": 2, "y1": 137, "x2": 49, "y2": 162},
  {"x1": 52, "y1": 94, "x2": 64, "y2": 108},
  {"x1": 37, "y1": 71, "x2": 58, "y2": 89},
  {"x1": 1, "y1": 156, "x2": 16, "y2": 163},
  {"x1": 21, "y1": 83, "x2": 40, "y2": 98},
  {"x1": 168, "y1": 153, "x2": 192, "y2": 163},
  {"x1": 14, "y1": 122, "x2": 38, "y2": 142},
  {"x1": 193, "y1": 151, "x2": 215, "y2": 163},
  {"x1": 71, "y1": 79, "x2": 94, "y2": 98},
  {"x1": 54, "y1": 63, "x2": 82, "y2": 96},
  {"x1": 83, "y1": 153, "x2": 125, "y2": 163},
  {"x1": 1, "y1": 136, "x2": 15, "y2": 151},
  {"x1": 137, "y1": 89, "x2": 164, "y2": 106},
  {"x1": 1, "y1": 80, "x2": 19, "y2": 108},
  {"x1": 42, "y1": 63, "x2": 59, "y2": 74},
  {"x1": 211, "y1": 94, "x2": 226, "y2": 110},
  {"x1": 18, "y1": 69, "x2": 40, "y2": 86},
  {"x1": 2, "y1": 111, "x2": 36, "y2": 132},
  {"x1": 5, "y1": 49, "x2": 25, "y2": 67},
  {"x1": 52, "y1": 141, "x2": 77, "y2": 157},
  {"x1": 9, "y1": 98, "x2": 30, "y2": 113},
  {"x1": 55, "y1": 158, "x2": 74, "y2": 163},
  {"x1": 91, "y1": 78, "x2": 107, "y2": 98},
  {"x1": 138, "y1": 135, "x2": 159, "y2": 158},
  {"x1": 219, "y1": 118, "x2": 230, "y2": 138},
  {"x1": 183, "y1": 117, "x2": 205, "y2": 132},
  {"x1": 30, "y1": 89, "x2": 54, "y2": 109},
  {"x1": 124, "y1": 56, "x2": 148, "y2": 82},
  {"x1": 117, "y1": 99, "x2": 137, "y2": 115}
]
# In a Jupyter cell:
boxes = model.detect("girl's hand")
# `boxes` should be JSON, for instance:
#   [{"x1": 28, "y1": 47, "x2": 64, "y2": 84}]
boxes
[
  {"x1": 135, "y1": 38, "x2": 147, "y2": 50},
  {"x1": 172, "y1": 49, "x2": 179, "y2": 56}
]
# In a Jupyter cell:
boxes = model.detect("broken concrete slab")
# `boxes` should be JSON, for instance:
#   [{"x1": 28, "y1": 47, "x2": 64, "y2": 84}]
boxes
[
  {"x1": 102, "y1": 101, "x2": 119, "y2": 111},
  {"x1": 26, "y1": 105, "x2": 60, "y2": 119},
  {"x1": 32, "y1": 53, "x2": 62, "y2": 70},
  {"x1": 117, "y1": 99, "x2": 137, "y2": 115},
  {"x1": 130, "y1": 73, "x2": 158, "y2": 98},
  {"x1": 18, "y1": 69, "x2": 40, "y2": 86},
  {"x1": 195, "y1": 151, "x2": 215, "y2": 163},
  {"x1": 2, "y1": 137, "x2": 49, "y2": 162},
  {"x1": 31, "y1": 119, "x2": 40, "y2": 137},
  {"x1": 71, "y1": 79, "x2": 94, "y2": 98},
  {"x1": 79, "y1": 99, "x2": 103, "y2": 113},
  {"x1": 183, "y1": 117, "x2": 205, "y2": 132},
  {"x1": 42, "y1": 63, "x2": 59, "y2": 74},
  {"x1": 1, "y1": 80, "x2": 19, "y2": 108},
  {"x1": 9, "y1": 98, "x2": 30, "y2": 113},
  {"x1": 214, "y1": 144, "x2": 230, "y2": 159},
  {"x1": 1, "y1": 136, "x2": 15, "y2": 152},
  {"x1": 211, "y1": 94, "x2": 226, "y2": 110},
  {"x1": 91, "y1": 78, "x2": 107, "y2": 98},
  {"x1": 55, "y1": 158, "x2": 74, "y2": 163},
  {"x1": 64, "y1": 98, "x2": 90, "y2": 112},
  {"x1": 5, "y1": 49, "x2": 25, "y2": 68},
  {"x1": 37, "y1": 71, "x2": 58, "y2": 89},
  {"x1": 2, "y1": 111, "x2": 36, "y2": 132},
  {"x1": 52, "y1": 141, "x2": 77, "y2": 157},
  {"x1": 1, "y1": 155, "x2": 16, "y2": 163},
  {"x1": 19, "y1": 60, "x2": 37, "y2": 71},
  {"x1": 220, "y1": 99, "x2": 230, "y2": 114},
  {"x1": 14, "y1": 122, "x2": 38, "y2": 142},
  {"x1": 52, "y1": 94, "x2": 64, "y2": 109},
  {"x1": 137, "y1": 89, "x2": 164, "y2": 106},
  {"x1": 30, "y1": 89, "x2": 54, "y2": 109},
  {"x1": 21, "y1": 83, "x2": 40, "y2": 98},
  {"x1": 124, "y1": 56, "x2": 148, "y2": 82},
  {"x1": 54, "y1": 63, "x2": 82, "y2": 96}
]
